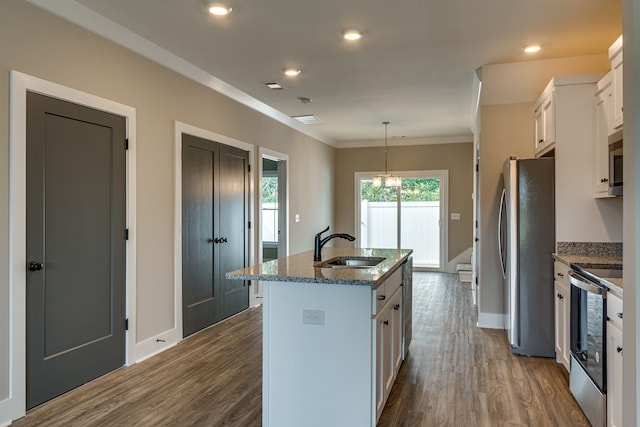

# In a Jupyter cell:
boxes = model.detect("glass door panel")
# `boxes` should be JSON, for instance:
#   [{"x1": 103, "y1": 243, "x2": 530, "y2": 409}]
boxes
[
  {"x1": 359, "y1": 179, "x2": 398, "y2": 249},
  {"x1": 400, "y1": 178, "x2": 441, "y2": 269}
]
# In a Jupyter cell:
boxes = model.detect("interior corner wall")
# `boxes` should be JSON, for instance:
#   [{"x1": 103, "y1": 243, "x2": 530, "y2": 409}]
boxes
[
  {"x1": 334, "y1": 142, "x2": 473, "y2": 267},
  {"x1": 0, "y1": 0, "x2": 334, "y2": 415},
  {"x1": 478, "y1": 103, "x2": 535, "y2": 317}
]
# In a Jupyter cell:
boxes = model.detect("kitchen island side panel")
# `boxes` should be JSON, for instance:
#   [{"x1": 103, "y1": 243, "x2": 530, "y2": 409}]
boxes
[{"x1": 263, "y1": 281, "x2": 373, "y2": 427}]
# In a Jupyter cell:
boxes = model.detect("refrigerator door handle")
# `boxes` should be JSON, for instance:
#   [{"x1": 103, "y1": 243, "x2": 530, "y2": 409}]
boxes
[{"x1": 498, "y1": 188, "x2": 506, "y2": 279}]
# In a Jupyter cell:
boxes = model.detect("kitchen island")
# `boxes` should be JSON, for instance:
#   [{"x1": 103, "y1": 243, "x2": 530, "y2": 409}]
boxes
[{"x1": 227, "y1": 247, "x2": 413, "y2": 427}]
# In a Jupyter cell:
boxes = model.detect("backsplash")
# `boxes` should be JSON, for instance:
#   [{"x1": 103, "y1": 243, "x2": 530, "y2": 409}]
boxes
[{"x1": 556, "y1": 242, "x2": 622, "y2": 257}]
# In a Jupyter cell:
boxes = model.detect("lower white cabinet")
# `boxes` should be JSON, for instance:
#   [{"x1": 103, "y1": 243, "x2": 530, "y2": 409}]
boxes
[
  {"x1": 262, "y1": 261, "x2": 409, "y2": 427},
  {"x1": 374, "y1": 285, "x2": 403, "y2": 422},
  {"x1": 553, "y1": 261, "x2": 571, "y2": 371},
  {"x1": 606, "y1": 292, "x2": 623, "y2": 427}
]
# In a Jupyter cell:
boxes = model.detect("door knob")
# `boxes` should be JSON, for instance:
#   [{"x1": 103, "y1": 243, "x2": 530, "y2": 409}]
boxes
[
  {"x1": 28, "y1": 261, "x2": 44, "y2": 271},
  {"x1": 213, "y1": 237, "x2": 221, "y2": 244},
  {"x1": 221, "y1": 237, "x2": 228, "y2": 243}
]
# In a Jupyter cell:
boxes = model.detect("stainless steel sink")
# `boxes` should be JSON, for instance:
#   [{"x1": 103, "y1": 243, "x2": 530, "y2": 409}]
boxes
[{"x1": 316, "y1": 256, "x2": 386, "y2": 269}]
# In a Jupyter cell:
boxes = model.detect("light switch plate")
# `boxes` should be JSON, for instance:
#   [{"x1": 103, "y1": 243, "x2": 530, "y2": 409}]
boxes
[{"x1": 451, "y1": 212, "x2": 461, "y2": 220}]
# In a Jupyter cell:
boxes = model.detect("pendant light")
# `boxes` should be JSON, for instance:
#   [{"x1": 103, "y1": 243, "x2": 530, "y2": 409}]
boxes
[{"x1": 373, "y1": 121, "x2": 401, "y2": 187}]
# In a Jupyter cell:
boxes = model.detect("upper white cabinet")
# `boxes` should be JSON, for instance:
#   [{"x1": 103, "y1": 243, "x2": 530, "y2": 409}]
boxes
[
  {"x1": 534, "y1": 83, "x2": 556, "y2": 156},
  {"x1": 594, "y1": 73, "x2": 613, "y2": 198},
  {"x1": 609, "y1": 36, "x2": 623, "y2": 132}
]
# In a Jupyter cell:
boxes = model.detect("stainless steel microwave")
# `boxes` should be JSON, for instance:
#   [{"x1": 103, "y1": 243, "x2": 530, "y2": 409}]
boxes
[{"x1": 609, "y1": 129, "x2": 623, "y2": 196}]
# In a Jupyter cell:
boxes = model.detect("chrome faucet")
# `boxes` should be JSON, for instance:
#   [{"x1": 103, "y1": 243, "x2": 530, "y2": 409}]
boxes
[{"x1": 313, "y1": 226, "x2": 356, "y2": 261}]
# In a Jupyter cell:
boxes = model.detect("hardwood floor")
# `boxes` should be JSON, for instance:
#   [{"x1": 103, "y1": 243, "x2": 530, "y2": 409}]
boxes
[{"x1": 14, "y1": 272, "x2": 589, "y2": 426}]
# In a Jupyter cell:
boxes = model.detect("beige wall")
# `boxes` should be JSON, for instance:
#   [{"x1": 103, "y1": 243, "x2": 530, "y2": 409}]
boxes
[
  {"x1": 477, "y1": 54, "x2": 612, "y2": 319},
  {"x1": 0, "y1": 0, "x2": 335, "y2": 408},
  {"x1": 334, "y1": 143, "x2": 473, "y2": 265}
]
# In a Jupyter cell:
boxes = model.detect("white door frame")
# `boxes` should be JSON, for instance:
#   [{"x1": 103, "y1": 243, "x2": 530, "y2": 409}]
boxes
[
  {"x1": 173, "y1": 121, "x2": 255, "y2": 334},
  {"x1": 6, "y1": 71, "x2": 137, "y2": 421},
  {"x1": 255, "y1": 147, "x2": 289, "y2": 303},
  {"x1": 354, "y1": 170, "x2": 448, "y2": 271}
]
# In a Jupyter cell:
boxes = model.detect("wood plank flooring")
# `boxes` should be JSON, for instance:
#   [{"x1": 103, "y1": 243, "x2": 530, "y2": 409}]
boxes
[{"x1": 14, "y1": 272, "x2": 589, "y2": 426}]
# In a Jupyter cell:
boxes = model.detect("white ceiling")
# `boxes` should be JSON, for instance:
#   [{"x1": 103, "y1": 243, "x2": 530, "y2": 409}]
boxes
[{"x1": 29, "y1": 0, "x2": 621, "y2": 145}]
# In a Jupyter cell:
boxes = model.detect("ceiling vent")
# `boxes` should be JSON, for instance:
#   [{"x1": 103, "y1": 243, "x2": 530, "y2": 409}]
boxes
[
  {"x1": 292, "y1": 114, "x2": 323, "y2": 125},
  {"x1": 265, "y1": 82, "x2": 284, "y2": 90}
]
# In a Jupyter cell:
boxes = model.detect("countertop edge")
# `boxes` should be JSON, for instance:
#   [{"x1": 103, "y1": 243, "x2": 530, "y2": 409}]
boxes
[{"x1": 226, "y1": 249, "x2": 413, "y2": 287}]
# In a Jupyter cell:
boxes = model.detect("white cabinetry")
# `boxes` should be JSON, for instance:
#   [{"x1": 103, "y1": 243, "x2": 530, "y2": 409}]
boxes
[
  {"x1": 594, "y1": 73, "x2": 614, "y2": 198},
  {"x1": 609, "y1": 36, "x2": 623, "y2": 132},
  {"x1": 534, "y1": 86, "x2": 555, "y2": 156},
  {"x1": 545, "y1": 74, "x2": 611, "y2": 243},
  {"x1": 606, "y1": 292, "x2": 623, "y2": 427},
  {"x1": 553, "y1": 261, "x2": 570, "y2": 371},
  {"x1": 374, "y1": 285, "x2": 402, "y2": 421},
  {"x1": 261, "y1": 259, "x2": 408, "y2": 427}
]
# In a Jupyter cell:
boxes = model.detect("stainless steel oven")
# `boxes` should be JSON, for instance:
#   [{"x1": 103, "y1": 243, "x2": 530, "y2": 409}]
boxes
[{"x1": 568, "y1": 266, "x2": 607, "y2": 427}]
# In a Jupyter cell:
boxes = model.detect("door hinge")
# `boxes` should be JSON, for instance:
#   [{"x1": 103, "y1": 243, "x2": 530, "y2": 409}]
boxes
[
  {"x1": 475, "y1": 163, "x2": 479, "y2": 172},
  {"x1": 248, "y1": 221, "x2": 251, "y2": 229},
  {"x1": 475, "y1": 277, "x2": 478, "y2": 285},
  {"x1": 125, "y1": 318, "x2": 129, "y2": 331},
  {"x1": 125, "y1": 138, "x2": 129, "y2": 150},
  {"x1": 248, "y1": 164, "x2": 251, "y2": 173},
  {"x1": 125, "y1": 229, "x2": 129, "y2": 240}
]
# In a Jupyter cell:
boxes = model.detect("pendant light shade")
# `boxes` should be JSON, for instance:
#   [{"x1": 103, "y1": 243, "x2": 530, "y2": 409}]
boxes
[{"x1": 373, "y1": 122, "x2": 401, "y2": 187}]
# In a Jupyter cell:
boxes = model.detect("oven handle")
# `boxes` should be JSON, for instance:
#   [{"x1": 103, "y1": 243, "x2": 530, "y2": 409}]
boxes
[{"x1": 568, "y1": 270, "x2": 604, "y2": 294}]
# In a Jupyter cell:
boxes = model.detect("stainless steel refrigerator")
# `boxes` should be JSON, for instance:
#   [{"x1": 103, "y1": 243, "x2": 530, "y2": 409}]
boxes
[{"x1": 498, "y1": 157, "x2": 555, "y2": 357}]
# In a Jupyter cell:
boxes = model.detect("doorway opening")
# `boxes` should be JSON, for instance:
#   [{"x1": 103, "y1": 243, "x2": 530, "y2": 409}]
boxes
[{"x1": 356, "y1": 170, "x2": 448, "y2": 270}]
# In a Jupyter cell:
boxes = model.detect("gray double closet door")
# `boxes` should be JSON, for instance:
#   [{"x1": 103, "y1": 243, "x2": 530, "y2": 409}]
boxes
[
  {"x1": 182, "y1": 134, "x2": 250, "y2": 337},
  {"x1": 26, "y1": 92, "x2": 127, "y2": 409}
]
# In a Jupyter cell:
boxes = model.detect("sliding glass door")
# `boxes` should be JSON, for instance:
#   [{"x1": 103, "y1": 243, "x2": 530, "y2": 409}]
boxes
[{"x1": 357, "y1": 171, "x2": 447, "y2": 270}]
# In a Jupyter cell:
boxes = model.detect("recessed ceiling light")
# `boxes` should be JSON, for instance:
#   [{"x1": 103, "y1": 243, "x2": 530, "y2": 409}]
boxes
[
  {"x1": 524, "y1": 45, "x2": 542, "y2": 53},
  {"x1": 283, "y1": 68, "x2": 301, "y2": 77},
  {"x1": 265, "y1": 82, "x2": 283, "y2": 90},
  {"x1": 208, "y1": 3, "x2": 232, "y2": 15},
  {"x1": 342, "y1": 30, "x2": 363, "y2": 41}
]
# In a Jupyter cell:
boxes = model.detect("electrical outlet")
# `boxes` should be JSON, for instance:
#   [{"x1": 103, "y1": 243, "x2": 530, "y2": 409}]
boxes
[{"x1": 302, "y1": 309, "x2": 325, "y2": 326}]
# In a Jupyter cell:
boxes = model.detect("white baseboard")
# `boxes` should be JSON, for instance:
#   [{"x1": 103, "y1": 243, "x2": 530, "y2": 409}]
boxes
[
  {"x1": 134, "y1": 328, "x2": 181, "y2": 363},
  {"x1": 0, "y1": 396, "x2": 21, "y2": 426},
  {"x1": 476, "y1": 311, "x2": 505, "y2": 329}
]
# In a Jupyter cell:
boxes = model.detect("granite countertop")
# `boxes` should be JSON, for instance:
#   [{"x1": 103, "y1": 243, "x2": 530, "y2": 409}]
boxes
[
  {"x1": 552, "y1": 253, "x2": 623, "y2": 269},
  {"x1": 553, "y1": 252, "x2": 623, "y2": 294},
  {"x1": 226, "y1": 247, "x2": 413, "y2": 287}
]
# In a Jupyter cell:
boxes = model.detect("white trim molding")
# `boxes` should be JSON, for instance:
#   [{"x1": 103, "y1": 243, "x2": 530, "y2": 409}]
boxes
[{"x1": 4, "y1": 70, "x2": 137, "y2": 424}]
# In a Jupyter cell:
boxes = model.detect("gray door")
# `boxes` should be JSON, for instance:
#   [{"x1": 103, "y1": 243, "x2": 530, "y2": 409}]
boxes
[
  {"x1": 219, "y1": 145, "x2": 250, "y2": 319},
  {"x1": 26, "y1": 92, "x2": 127, "y2": 409},
  {"x1": 182, "y1": 135, "x2": 220, "y2": 335},
  {"x1": 182, "y1": 135, "x2": 249, "y2": 336}
]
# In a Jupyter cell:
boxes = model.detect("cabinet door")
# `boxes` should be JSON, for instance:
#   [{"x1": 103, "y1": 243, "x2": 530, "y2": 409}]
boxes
[
  {"x1": 542, "y1": 96, "x2": 555, "y2": 146},
  {"x1": 611, "y1": 52, "x2": 623, "y2": 131},
  {"x1": 594, "y1": 83, "x2": 613, "y2": 197},
  {"x1": 554, "y1": 280, "x2": 565, "y2": 363},
  {"x1": 534, "y1": 107, "x2": 544, "y2": 149},
  {"x1": 374, "y1": 306, "x2": 392, "y2": 422},
  {"x1": 391, "y1": 289, "x2": 403, "y2": 376},
  {"x1": 606, "y1": 322, "x2": 623, "y2": 427}
]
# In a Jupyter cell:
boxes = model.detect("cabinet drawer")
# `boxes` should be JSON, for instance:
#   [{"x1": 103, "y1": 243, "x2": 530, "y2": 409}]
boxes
[
  {"x1": 607, "y1": 292, "x2": 623, "y2": 329},
  {"x1": 554, "y1": 261, "x2": 570, "y2": 285},
  {"x1": 385, "y1": 268, "x2": 403, "y2": 298},
  {"x1": 372, "y1": 268, "x2": 403, "y2": 315}
]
